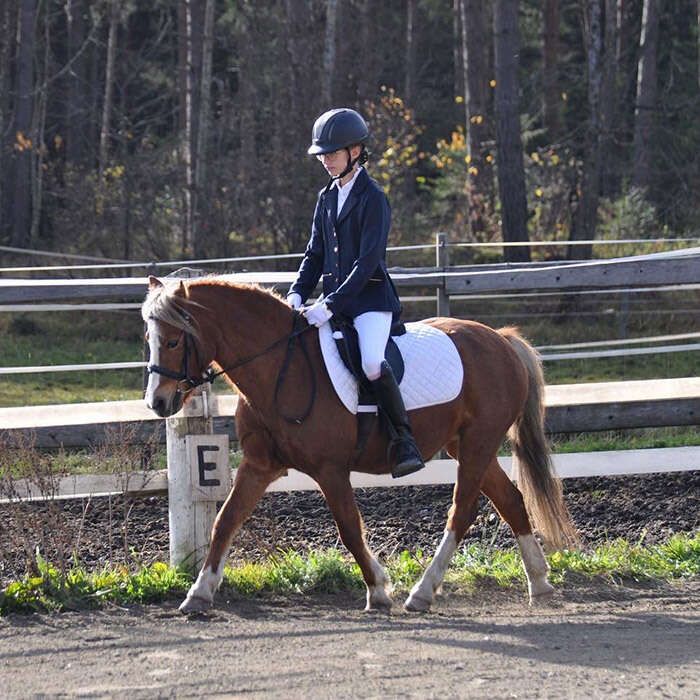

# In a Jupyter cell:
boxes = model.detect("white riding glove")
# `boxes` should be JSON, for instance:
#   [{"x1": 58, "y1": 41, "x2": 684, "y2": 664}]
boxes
[
  {"x1": 303, "y1": 300, "x2": 333, "y2": 327},
  {"x1": 287, "y1": 293, "x2": 302, "y2": 310}
]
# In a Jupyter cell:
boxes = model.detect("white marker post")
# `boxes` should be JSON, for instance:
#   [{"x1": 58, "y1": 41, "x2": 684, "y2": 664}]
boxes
[{"x1": 166, "y1": 386, "x2": 231, "y2": 572}]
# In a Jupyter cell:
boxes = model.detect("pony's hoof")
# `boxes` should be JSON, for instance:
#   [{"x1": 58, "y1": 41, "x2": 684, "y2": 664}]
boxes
[
  {"x1": 365, "y1": 598, "x2": 393, "y2": 612},
  {"x1": 529, "y1": 584, "x2": 556, "y2": 607},
  {"x1": 404, "y1": 592, "x2": 432, "y2": 613},
  {"x1": 179, "y1": 595, "x2": 213, "y2": 615}
]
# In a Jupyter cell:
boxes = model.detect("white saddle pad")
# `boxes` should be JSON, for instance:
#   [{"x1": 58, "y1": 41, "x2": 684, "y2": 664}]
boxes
[{"x1": 318, "y1": 321, "x2": 464, "y2": 414}]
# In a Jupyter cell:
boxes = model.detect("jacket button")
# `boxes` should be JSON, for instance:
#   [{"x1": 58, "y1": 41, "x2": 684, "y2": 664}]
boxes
[{"x1": 333, "y1": 246, "x2": 338, "y2": 253}]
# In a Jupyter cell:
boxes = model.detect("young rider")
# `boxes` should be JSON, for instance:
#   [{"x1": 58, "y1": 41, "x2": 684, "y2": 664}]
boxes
[{"x1": 287, "y1": 108, "x2": 425, "y2": 478}]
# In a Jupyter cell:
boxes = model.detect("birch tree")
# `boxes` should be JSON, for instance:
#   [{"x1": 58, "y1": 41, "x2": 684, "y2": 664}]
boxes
[
  {"x1": 632, "y1": 0, "x2": 660, "y2": 192},
  {"x1": 322, "y1": 0, "x2": 338, "y2": 105}
]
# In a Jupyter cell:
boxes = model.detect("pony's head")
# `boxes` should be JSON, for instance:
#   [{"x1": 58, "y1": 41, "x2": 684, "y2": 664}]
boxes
[{"x1": 142, "y1": 276, "x2": 211, "y2": 417}]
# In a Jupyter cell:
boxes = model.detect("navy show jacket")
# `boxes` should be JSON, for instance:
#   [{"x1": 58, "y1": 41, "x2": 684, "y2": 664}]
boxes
[{"x1": 289, "y1": 168, "x2": 402, "y2": 320}]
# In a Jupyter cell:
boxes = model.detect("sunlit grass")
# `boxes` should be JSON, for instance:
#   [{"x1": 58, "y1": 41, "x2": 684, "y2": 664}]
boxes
[{"x1": 3, "y1": 534, "x2": 698, "y2": 615}]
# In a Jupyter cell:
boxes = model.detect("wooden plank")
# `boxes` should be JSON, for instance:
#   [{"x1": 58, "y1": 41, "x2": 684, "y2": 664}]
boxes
[
  {"x1": 0, "y1": 394, "x2": 238, "y2": 429},
  {"x1": 1, "y1": 378, "x2": 698, "y2": 448},
  {"x1": 546, "y1": 377, "x2": 700, "y2": 405},
  {"x1": 4, "y1": 447, "x2": 698, "y2": 503},
  {"x1": 445, "y1": 256, "x2": 700, "y2": 295},
  {"x1": 0, "y1": 396, "x2": 238, "y2": 449}
]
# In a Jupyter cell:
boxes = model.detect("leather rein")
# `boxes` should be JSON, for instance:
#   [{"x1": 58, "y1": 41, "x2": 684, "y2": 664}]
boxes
[{"x1": 147, "y1": 311, "x2": 317, "y2": 424}]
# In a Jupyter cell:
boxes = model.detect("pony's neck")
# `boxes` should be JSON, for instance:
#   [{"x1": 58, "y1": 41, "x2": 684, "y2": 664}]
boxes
[{"x1": 190, "y1": 282, "x2": 296, "y2": 403}]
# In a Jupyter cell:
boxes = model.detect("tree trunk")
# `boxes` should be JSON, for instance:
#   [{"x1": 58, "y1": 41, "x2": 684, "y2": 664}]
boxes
[
  {"x1": 570, "y1": 0, "x2": 603, "y2": 260},
  {"x1": 542, "y1": 0, "x2": 560, "y2": 138},
  {"x1": 98, "y1": 1, "x2": 119, "y2": 189},
  {"x1": 356, "y1": 0, "x2": 373, "y2": 101},
  {"x1": 0, "y1": 2, "x2": 15, "y2": 239},
  {"x1": 599, "y1": 0, "x2": 619, "y2": 197},
  {"x1": 11, "y1": 0, "x2": 37, "y2": 248},
  {"x1": 65, "y1": 0, "x2": 88, "y2": 165},
  {"x1": 632, "y1": 0, "x2": 659, "y2": 192},
  {"x1": 453, "y1": 0, "x2": 463, "y2": 101},
  {"x1": 194, "y1": 0, "x2": 215, "y2": 257},
  {"x1": 493, "y1": 0, "x2": 530, "y2": 262},
  {"x1": 322, "y1": 0, "x2": 338, "y2": 105},
  {"x1": 404, "y1": 0, "x2": 417, "y2": 104},
  {"x1": 178, "y1": 0, "x2": 195, "y2": 255},
  {"x1": 31, "y1": 7, "x2": 50, "y2": 244},
  {"x1": 461, "y1": 0, "x2": 494, "y2": 237}
]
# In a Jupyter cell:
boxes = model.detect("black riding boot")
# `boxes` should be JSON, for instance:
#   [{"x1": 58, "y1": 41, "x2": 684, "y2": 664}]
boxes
[{"x1": 371, "y1": 361, "x2": 425, "y2": 478}]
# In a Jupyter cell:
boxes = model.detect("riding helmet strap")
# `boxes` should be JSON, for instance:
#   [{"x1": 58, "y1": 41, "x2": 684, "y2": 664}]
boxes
[{"x1": 322, "y1": 145, "x2": 367, "y2": 194}]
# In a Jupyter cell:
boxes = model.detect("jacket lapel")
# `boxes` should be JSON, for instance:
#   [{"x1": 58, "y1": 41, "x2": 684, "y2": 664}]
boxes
[{"x1": 323, "y1": 186, "x2": 338, "y2": 229}]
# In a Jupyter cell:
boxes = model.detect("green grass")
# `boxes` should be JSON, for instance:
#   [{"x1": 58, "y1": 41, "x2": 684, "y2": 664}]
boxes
[
  {"x1": 3, "y1": 534, "x2": 698, "y2": 615},
  {"x1": 549, "y1": 427, "x2": 700, "y2": 453}
]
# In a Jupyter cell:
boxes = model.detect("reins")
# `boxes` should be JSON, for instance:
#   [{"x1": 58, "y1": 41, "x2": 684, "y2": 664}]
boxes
[{"x1": 147, "y1": 310, "x2": 317, "y2": 424}]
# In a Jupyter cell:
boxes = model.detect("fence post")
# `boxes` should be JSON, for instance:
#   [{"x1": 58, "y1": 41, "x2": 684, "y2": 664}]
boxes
[
  {"x1": 166, "y1": 385, "x2": 231, "y2": 573},
  {"x1": 436, "y1": 232, "x2": 450, "y2": 317}
]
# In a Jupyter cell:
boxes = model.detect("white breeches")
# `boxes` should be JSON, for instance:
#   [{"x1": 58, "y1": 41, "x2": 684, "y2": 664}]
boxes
[{"x1": 353, "y1": 310, "x2": 393, "y2": 381}]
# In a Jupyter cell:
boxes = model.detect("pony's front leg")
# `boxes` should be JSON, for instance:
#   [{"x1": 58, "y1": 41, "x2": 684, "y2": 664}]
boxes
[
  {"x1": 317, "y1": 470, "x2": 393, "y2": 611},
  {"x1": 180, "y1": 459, "x2": 283, "y2": 614}
]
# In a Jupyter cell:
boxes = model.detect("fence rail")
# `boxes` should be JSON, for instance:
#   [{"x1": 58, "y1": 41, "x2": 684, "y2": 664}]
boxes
[{"x1": 1, "y1": 377, "x2": 698, "y2": 449}]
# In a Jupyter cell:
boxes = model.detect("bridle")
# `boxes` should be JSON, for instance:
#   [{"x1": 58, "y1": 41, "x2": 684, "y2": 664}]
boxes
[{"x1": 147, "y1": 311, "x2": 317, "y2": 424}]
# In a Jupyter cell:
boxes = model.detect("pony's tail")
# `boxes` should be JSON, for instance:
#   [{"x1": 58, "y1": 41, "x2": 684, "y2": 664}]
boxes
[{"x1": 501, "y1": 328, "x2": 579, "y2": 551}]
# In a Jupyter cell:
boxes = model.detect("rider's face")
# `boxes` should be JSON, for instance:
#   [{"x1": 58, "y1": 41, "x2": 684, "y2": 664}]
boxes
[{"x1": 317, "y1": 145, "x2": 361, "y2": 178}]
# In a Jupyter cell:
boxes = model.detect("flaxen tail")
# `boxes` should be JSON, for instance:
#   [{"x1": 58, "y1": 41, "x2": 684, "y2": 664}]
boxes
[{"x1": 500, "y1": 327, "x2": 579, "y2": 550}]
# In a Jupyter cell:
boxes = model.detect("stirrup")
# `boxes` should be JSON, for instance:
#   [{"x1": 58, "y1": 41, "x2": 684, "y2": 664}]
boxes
[{"x1": 388, "y1": 438, "x2": 425, "y2": 479}]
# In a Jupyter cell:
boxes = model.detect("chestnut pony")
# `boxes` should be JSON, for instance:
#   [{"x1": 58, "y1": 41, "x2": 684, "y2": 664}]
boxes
[{"x1": 143, "y1": 276, "x2": 577, "y2": 613}]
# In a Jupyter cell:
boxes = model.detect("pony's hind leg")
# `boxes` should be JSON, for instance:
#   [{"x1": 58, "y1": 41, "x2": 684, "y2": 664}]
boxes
[
  {"x1": 316, "y1": 470, "x2": 393, "y2": 611},
  {"x1": 180, "y1": 457, "x2": 283, "y2": 614},
  {"x1": 480, "y1": 459, "x2": 554, "y2": 603},
  {"x1": 404, "y1": 437, "x2": 488, "y2": 613}
]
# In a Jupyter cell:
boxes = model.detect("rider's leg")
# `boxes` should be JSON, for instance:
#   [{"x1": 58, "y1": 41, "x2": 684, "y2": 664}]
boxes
[{"x1": 354, "y1": 311, "x2": 425, "y2": 478}]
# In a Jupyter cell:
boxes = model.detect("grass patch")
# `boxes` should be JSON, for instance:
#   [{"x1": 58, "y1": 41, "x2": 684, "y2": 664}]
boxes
[
  {"x1": 3, "y1": 534, "x2": 698, "y2": 615},
  {"x1": 550, "y1": 426, "x2": 700, "y2": 454},
  {"x1": 0, "y1": 556, "x2": 191, "y2": 614}
]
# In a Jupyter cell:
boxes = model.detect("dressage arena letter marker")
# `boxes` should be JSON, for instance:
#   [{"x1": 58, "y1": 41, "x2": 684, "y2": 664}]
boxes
[{"x1": 186, "y1": 434, "x2": 231, "y2": 502}]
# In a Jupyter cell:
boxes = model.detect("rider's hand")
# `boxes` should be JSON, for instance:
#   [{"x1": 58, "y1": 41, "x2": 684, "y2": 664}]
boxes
[
  {"x1": 287, "y1": 293, "x2": 302, "y2": 310},
  {"x1": 303, "y1": 301, "x2": 332, "y2": 327}
]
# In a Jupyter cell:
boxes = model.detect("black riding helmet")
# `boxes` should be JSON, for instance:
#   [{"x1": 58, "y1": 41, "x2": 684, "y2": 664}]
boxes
[
  {"x1": 308, "y1": 108, "x2": 369, "y2": 187},
  {"x1": 307, "y1": 108, "x2": 369, "y2": 155}
]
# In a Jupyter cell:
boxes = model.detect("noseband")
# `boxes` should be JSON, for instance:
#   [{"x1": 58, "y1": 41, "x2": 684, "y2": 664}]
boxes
[{"x1": 147, "y1": 329, "x2": 216, "y2": 393}]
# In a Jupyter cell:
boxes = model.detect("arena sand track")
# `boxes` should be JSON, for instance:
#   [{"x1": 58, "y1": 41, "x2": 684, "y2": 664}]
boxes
[{"x1": 1, "y1": 579, "x2": 698, "y2": 699}]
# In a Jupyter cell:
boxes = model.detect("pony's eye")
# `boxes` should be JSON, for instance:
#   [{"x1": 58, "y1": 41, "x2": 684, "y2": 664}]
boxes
[{"x1": 167, "y1": 338, "x2": 179, "y2": 349}]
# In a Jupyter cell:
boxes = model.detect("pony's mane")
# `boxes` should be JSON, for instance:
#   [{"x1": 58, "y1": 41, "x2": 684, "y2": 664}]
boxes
[{"x1": 141, "y1": 277, "x2": 286, "y2": 337}]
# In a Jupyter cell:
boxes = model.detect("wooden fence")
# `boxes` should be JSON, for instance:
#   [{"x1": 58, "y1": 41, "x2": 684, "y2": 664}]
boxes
[{"x1": 2, "y1": 248, "x2": 699, "y2": 569}]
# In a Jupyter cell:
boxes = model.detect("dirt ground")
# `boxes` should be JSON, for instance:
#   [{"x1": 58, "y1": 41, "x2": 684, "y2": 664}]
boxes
[{"x1": 1, "y1": 579, "x2": 698, "y2": 699}]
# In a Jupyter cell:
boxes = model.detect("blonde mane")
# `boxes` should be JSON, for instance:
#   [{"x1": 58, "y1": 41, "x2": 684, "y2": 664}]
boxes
[{"x1": 141, "y1": 277, "x2": 286, "y2": 338}]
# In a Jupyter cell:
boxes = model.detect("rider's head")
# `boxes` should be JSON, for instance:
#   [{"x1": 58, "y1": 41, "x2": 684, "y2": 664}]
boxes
[{"x1": 308, "y1": 108, "x2": 369, "y2": 184}]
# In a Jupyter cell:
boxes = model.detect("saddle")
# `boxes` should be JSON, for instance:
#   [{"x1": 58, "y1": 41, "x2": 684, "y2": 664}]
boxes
[{"x1": 330, "y1": 316, "x2": 405, "y2": 405}]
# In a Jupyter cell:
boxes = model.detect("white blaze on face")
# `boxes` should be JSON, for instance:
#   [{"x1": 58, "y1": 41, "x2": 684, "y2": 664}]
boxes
[{"x1": 144, "y1": 318, "x2": 163, "y2": 408}]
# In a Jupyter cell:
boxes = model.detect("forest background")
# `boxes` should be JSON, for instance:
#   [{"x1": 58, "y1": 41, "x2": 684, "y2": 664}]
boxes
[{"x1": 1, "y1": 0, "x2": 699, "y2": 270}]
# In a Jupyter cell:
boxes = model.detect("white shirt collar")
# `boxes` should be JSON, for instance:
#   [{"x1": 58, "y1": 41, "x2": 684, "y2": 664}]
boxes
[
  {"x1": 334, "y1": 165, "x2": 362, "y2": 192},
  {"x1": 335, "y1": 166, "x2": 362, "y2": 216}
]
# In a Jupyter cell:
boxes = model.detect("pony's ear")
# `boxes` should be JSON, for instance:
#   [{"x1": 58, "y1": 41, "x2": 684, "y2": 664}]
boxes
[
  {"x1": 148, "y1": 276, "x2": 163, "y2": 290},
  {"x1": 175, "y1": 280, "x2": 188, "y2": 297}
]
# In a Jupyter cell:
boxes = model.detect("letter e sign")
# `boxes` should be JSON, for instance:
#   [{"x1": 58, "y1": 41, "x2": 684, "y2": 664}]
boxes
[{"x1": 185, "y1": 434, "x2": 231, "y2": 502}]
